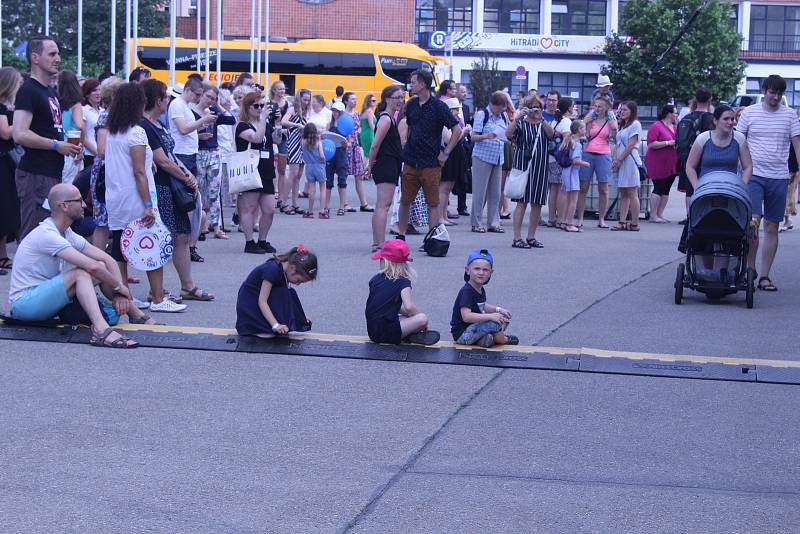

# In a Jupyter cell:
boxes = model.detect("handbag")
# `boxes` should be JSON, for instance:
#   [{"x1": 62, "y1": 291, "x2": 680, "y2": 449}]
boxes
[
  {"x1": 169, "y1": 174, "x2": 196, "y2": 213},
  {"x1": 504, "y1": 122, "x2": 541, "y2": 200},
  {"x1": 226, "y1": 149, "x2": 262, "y2": 194}
]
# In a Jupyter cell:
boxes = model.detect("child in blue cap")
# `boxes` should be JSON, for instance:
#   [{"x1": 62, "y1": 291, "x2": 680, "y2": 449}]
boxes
[{"x1": 450, "y1": 249, "x2": 519, "y2": 347}]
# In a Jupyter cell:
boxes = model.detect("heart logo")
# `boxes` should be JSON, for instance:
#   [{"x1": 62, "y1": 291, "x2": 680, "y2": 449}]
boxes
[
  {"x1": 540, "y1": 37, "x2": 553, "y2": 49},
  {"x1": 139, "y1": 236, "x2": 155, "y2": 250}
]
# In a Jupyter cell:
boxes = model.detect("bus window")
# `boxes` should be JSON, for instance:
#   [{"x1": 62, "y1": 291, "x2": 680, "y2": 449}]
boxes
[{"x1": 378, "y1": 56, "x2": 432, "y2": 85}]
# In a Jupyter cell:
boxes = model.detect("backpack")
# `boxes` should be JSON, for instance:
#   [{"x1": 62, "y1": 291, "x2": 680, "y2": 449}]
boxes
[
  {"x1": 479, "y1": 107, "x2": 507, "y2": 131},
  {"x1": 552, "y1": 142, "x2": 573, "y2": 168},
  {"x1": 676, "y1": 111, "x2": 713, "y2": 162}
]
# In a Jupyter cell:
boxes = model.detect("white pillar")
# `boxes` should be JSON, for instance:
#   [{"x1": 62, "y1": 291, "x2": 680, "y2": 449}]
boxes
[
  {"x1": 608, "y1": 0, "x2": 619, "y2": 34},
  {"x1": 77, "y1": 0, "x2": 83, "y2": 76},
  {"x1": 205, "y1": 0, "x2": 210, "y2": 79},
  {"x1": 132, "y1": 0, "x2": 138, "y2": 74},
  {"x1": 255, "y1": 0, "x2": 262, "y2": 82},
  {"x1": 474, "y1": 0, "x2": 484, "y2": 32},
  {"x1": 740, "y1": 1, "x2": 751, "y2": 49},
  {"x1": 169, "y1": 0, "x2": 176, "y2": 87},
  {"x1": 542, "y1": 0, "x2": 552, "y2": 35},
  {"x1": 215, "y1": 0, "x2": 222, "y2": 86},
  {"x1": 45, "y1": 0, "x2": 49, "y2": 34},
  {"x1": 124, "y1": 0, "x2": 130, "y2": 75},
  {"x1": 263, "y1": 0, "x2": 270, "y2": 83},
  {"x1": 110, "y1": 0, "x2": 116, "y2": 73},
  {"x1": 196, "y1": 0, "x2": 201, "y2": 73},
  {"x1": 249, "y1": 0, "x2": 255, "y2": 73}
]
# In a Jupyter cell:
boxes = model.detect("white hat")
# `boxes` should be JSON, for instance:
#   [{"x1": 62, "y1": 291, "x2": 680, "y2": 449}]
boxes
[
  {"x1": 596, "y1": 75, "x2": 613, "y2": 88},
  {"x1": 331, "y1": 101, "x2": 346, "y2": 112},
  {"x1": 444, "y1": 97, "x2": 461, "y2": 110},
  {"x1": 169, "y1": 83, "x2": 184, "y2": 98}
]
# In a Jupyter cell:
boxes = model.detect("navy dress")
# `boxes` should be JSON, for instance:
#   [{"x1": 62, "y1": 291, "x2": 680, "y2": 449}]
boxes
[
  {"x1": 236, "y1": 259, "x2": 311, "y2": 335},
  {"x1": 365, "y1": 273, "x2": 411, "y2": 344}
]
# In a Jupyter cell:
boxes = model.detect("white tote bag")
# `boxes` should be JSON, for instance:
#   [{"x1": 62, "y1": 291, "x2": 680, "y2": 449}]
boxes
[
  {"x1": 226, "y1": 149, "x2": 262, "y2": 194},
  {"x1": 504, "y1": 123, "x2": 542, "y2": 200}
]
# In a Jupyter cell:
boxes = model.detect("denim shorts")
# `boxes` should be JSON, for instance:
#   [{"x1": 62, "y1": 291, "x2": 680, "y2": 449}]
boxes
[
  {"x1": 748, "y1": 175, "x2": 789, "y2": 223},
  {"x1": 10, "y1": 274, "x2": 70, "y2": 321},
  {"x1": 305, "y1": 163, "x2": 326, "y2": 183},
  {"x1": 456, "y1": 320, "x2": 505, "y2": 345},
  {"x1": 579, "y1": 152, "x2": 612, "y2": 183}
]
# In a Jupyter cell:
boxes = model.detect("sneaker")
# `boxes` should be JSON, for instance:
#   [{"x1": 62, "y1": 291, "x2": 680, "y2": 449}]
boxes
[
  {"x1": 258, "y1": 240, "x2": 277, "y2": 253},
  {"x1": 477, "y1": 333, "x2": 495, "y2": 348},
  {"x1": 504, "y1": 335, "x2": 519, "y2": 345},
  {"x1": 405, "y1": 330, "x2": 441, "y2": 345},
  {"x1": 149, "y1": 298, "x2": 188, "y2": 313},
  {"x1": 132, "y1": 297, "x2": 150, "y2": 310},
  {"x1": 147, "y1": 290, "x2": 182, "y2": 304},
  {"x1": 244, "y1": 240, "x2": 266, "y2": 254}
]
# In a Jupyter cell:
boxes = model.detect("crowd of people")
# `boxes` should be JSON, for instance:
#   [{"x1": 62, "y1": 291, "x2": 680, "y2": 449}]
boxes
[{"x1": 2, "y1": 35, "x2": 800, "y2": 348}]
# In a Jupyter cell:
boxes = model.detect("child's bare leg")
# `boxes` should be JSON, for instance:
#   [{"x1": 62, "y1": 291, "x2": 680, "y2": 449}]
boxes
[{"x1": 400, "y1": 313, "x2": 428, "y2": 336}]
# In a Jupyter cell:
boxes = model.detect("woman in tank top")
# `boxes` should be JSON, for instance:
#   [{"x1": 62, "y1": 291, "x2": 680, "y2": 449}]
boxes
[{"x1": 685, "y1": 105, "x2": 753, "y2": 188}]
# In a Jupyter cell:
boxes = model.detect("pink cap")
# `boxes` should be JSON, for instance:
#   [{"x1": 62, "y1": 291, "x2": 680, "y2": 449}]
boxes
[{"x1": 371, "y1": 239, "x2": 413, "y2": 263}]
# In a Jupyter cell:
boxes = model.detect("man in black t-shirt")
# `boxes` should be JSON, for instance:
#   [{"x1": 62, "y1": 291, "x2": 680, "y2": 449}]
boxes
[{"x1": 13, "y1": 35, "x2": 81, "y2": 239}]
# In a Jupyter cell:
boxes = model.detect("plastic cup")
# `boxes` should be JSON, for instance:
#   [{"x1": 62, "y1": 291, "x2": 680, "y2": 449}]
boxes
[{"x1": 67, "y1": 130, "x2": 81, "y2": 145}]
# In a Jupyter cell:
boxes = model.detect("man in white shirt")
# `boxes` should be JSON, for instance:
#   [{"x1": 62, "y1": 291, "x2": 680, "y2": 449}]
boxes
[
  {"x1": 736, "y1": 75, "x2": 800, "y2": 291},
  {"x1": 168, "y1": 77, "x2": 216, "y2": 176},
  {"x1": 8, "y1": 183, "x2": 151, "y2": 347}
]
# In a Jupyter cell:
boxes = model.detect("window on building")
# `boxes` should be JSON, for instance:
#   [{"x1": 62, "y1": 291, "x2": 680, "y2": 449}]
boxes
[
  {"x1": 551, "y1": 0, "x2": 607, "y2": 36},
  {"x1": 538, "y1": 72, "x2": 597, "y2": 111},
  {"x1": 483, "y1": 0, "x2": 540, "y2": 34},
  {"x1": 415, "y1": 0, "x2": 473, "y2": 41},
  {"x1": 729, "y1": 3, "x2": 738, "y2": 32},
  {"x1": 749, "y1": 5, "x2": 800, "y2": 52}
]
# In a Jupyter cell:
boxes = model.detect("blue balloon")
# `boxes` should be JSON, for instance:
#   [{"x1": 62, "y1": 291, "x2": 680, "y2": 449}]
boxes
[
  {"x1": 322, "y1": 139, "x2": 336, "y2": 161},
  {"x1": 337, "y1": 114, "x2": 355, "y2": 137}
]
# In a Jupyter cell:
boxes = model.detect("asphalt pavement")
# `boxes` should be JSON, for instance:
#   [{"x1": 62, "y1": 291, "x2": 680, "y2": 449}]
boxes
[{"x1": 1, "y1": 181, "x2": 798, "y2": 531}]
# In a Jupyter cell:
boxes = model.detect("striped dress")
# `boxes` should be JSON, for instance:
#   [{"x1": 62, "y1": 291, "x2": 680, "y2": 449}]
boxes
[
  {"x1": 511, "y1": 120, "x2": 549, "y2": 205},
  {"x1": 286, "y1": 112, "x2": 307, "y2": 165}
]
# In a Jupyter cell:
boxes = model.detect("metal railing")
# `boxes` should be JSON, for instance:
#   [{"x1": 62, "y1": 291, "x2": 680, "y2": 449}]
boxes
[{"x1": 740, "y1": 39, "x2": 800, "y2": 58}]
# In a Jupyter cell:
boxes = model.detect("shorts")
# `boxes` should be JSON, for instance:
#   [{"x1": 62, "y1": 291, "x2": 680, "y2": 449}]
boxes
[
  {"x1": 277, "y1": 138, "x2": 288, "y2": 157},
  {"x1": 372, "y1": 157, "x2": 402, "y2": 186},
  {"x1": 10, "y1": 274, "x2": 70, "y2": 321},
  {"x1": 579, "y1": 152, "x2": 612, "y2": 183},
  {"x1": 367, "y1": 317, "x2": 403, "y2": 345},
  {"x1": 401, "y1": 164, "x2": 440, "y2": 207},
  {"x1": 110, "y1": 229, "x2": 125, "y2": 262},
  {"x1": 677, "y1": 161, "x2": 694, "y2": 196},
  {"x1": 748, "y1": 174, "x2": 788, "y2": 223},
  {"x1": 455, "y1": 320, "x2": 505, "y2": 345},
  {"x1": 305, "y1": 163, "x2": 326, "y2": 183},
  {"x1": 652, "y1": 175, "x2": 676, "y2": 196}
]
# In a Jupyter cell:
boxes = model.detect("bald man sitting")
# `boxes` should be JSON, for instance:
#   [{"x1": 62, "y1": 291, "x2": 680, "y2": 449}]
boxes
[{"x1": 8, "y1": 183, "x2": 152, "y2": 348}]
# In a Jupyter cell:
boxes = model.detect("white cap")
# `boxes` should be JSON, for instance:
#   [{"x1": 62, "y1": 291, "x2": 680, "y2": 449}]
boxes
[
  {"x1": 444, "y1": 97, "x2": 461, "y2": 110},
  {"x1": 596, "y1": 74, "x2": 613, "y2": 88},
  {"x1": 169, "y1": 83, "x2": 184, "y2": 98},
  {"x1": 331, "y1": 101, "x2": 346, "y2": 112}
]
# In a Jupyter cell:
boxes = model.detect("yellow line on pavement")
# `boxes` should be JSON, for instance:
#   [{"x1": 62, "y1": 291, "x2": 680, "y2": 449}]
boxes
[{"x1": 109, "y1": 323, "x2": 800, "y2": 369}]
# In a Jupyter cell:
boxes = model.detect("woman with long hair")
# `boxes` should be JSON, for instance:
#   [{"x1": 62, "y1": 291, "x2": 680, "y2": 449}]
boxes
[
  {"x1": 57, "y1": 70, "x2": 86, "y2": 183},
  {"x1": 343, "y1": 91, "x2": 373, "y2": 212},
  {"x1": 576, "y1": 95, "x2": 618, "y2": 228},
  {"x1": 505, "y1": 95, "x2": 553, "y2": 248},
  {"x1": 367, "y1": 85, "x2": 405, "y2": 251},
  {"x1": 645, "y1": 104, "x2": 679, "y2": 223},
  {"x1": 0, "y1": 67, "x2": 22, "y2": 272},
  {"x1": 81, "y1": 78, "x2": 101, "y2": 169},
  {"x1": 610, "y1": 101, "x2": 643, "y2": 231},
  {"x1": 236, "y1": 91, "x2": 283, "y2": 254},
  {"x1": 283, "y1": 89, "x2": 311, "y2": 211}
]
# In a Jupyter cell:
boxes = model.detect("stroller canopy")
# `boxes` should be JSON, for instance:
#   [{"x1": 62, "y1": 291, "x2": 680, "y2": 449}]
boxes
[{"x1": 689, "y1": 171, "x2": 752, "y2": 233}]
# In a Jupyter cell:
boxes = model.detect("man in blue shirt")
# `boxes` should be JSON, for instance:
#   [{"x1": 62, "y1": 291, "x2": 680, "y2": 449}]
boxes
[{"x1": 398, "y1": 69, "x2": 462, "y2": 240}]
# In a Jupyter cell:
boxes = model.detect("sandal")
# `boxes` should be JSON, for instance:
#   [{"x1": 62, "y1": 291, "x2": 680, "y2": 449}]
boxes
[
  {"x1": 758, "y1": 276, "x2": 777, "y2": 291},
  {"x1": 292, "y1": 206, "x2": 305, "y2": 215},
  {"x1": 610, "y1": 222, "x2": 628, "y2": 231},
  {"x1": 546, "y1": 220, "x2": 557, "y2": 228},
  {"x1": 213, "y1": 230, "x2": 229, "y2": 240},
  {"x1": 337, "y1": 208, "x2": 346, "y2": 216},
  {"x1": 319, "y1": 210, "x2": 330, "y2": 219},
  {"x1": 512, "y1": 239, "x2": 531, "y2": 249},
  {"x1": 180, "y1": 286, "x2": 215, "y2": 301},
  {"x1": 598, "y1": 222, "x2": 610, "y2": 229},
  {"x1": 189, "y1": 246, "x2": 204, "y2": 262},
  {"x1": 128, "y1": 314, "x2": 158, "y2": 325},
  {"x1": 299, "y1": 192, "x2": 309, "y2": 199},
  {"x1": 89, "y1": 327, "x2": 139, "y2": 349},
  {"x1": 371, "y1": 243, "x2": 382, "y2": 253},
  {"x1": 564, "y1": 225, "x2": 580, "y2": 233},
  {"x1": 303, "y1": 211, "x2": 314, "y2": 219},
  {"x1": 0, "y1": 257, "x2": 12, "y2": 269},
  {"x1": 280, "y1": 205, "x2": 296, "y2": 215},
  {"x1": 526, "y1": 238, "x2": 544, "y2": 248},
  {"x1": 628, "y1": 223, "x2": 640, "y2": 232},
  {"x1": 487, "y1": 226, "x2": 505, "y2": 233},
  {"x1": 471, "y1": 226, "x2": 487, "y2": 233}
]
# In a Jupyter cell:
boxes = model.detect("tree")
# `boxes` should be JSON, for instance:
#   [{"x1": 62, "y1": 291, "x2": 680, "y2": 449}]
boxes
[
  {"x1": 2, "y1": 0, "x2": 167, "y2": 77},
  {"x1": 469, "y1": 53, "x2": 506, "y2": 110},
  {"x1": 603, "y1": 0, "x2": 745, "y2": 104}
]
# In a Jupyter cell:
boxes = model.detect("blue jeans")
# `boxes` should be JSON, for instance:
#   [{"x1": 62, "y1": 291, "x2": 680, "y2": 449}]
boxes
[{"x1": 456, "y1": 320, "x2": 506, "y2": 345}]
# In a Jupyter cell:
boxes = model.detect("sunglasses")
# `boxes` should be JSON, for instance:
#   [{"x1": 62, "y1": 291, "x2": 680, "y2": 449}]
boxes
[{"x1": 252, "y1": 103, "x2": 264, "y2": 109}]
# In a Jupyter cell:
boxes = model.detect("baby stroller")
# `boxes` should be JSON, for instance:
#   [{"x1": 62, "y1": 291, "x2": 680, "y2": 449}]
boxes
[{"x1": 675, "y1": 171, "x2": 755, "y2": 308}]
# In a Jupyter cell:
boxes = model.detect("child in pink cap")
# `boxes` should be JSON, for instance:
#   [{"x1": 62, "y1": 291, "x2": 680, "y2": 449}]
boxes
[{"x1": 365, "y1": 239, "x2": 440, "y2": 345}]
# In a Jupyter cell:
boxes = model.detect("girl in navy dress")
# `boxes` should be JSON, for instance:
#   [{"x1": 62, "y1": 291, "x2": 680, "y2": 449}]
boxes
[
  {"x1": 365, "y1": 239, "x2": 440, "y2": 345},
  {"x1": 236, "y1": 245, "x2": 318, "y2": 337}
]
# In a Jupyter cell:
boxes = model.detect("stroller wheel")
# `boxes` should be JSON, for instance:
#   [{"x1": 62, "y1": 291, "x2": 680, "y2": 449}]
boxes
[
  {"x1": 746, "y1": 267, "x2": 755, "y2": 309},
  {"x1": 674, "y1": 263, "x2": 685, "y2": 304}
]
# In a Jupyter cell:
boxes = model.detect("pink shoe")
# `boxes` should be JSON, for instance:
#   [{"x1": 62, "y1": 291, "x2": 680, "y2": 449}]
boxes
[{"x1": 303, "y1": 211, "x2": 314, "y2": 219}]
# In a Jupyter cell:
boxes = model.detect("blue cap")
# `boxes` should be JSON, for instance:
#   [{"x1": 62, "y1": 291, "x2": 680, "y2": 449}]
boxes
[{"x1": 466, "y1": 249, "x2": 493, "y2": 268}]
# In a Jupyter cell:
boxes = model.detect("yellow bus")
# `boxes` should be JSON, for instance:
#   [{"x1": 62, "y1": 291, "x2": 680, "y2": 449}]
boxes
[{"x1": 134, "y1": 38, "x2": 442, "y2": 100}]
